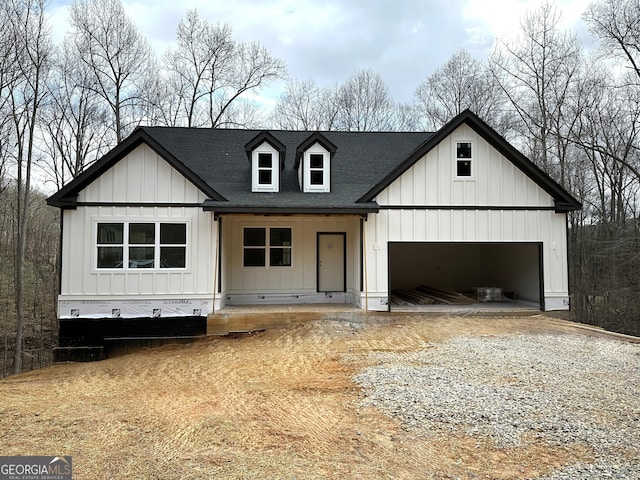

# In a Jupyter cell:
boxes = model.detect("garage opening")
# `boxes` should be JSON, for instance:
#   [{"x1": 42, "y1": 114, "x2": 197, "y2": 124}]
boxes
[{"x1": 388, "y1": 242, "x2": 542, "y2": 310}]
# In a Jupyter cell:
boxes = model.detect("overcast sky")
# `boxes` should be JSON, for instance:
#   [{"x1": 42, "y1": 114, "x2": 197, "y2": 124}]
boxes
[{"x1": 47, "y1": 0, "x2": 594, "y2": 104}]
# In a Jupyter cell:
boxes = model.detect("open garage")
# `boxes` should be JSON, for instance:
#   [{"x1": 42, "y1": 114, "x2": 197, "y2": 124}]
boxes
[{"x1": 388, "y1": 242, "x2": 543, "y2": 310}]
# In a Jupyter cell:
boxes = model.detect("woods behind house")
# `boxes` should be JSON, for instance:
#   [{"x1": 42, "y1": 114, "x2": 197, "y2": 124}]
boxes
[{"x1": 1, "y1": 0, "x2": 639, "y2": 376}]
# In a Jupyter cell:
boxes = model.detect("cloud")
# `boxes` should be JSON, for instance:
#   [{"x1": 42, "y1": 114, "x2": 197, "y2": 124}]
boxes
[{"x1": 45, "y1": 0, "x2": 594, "y2": 105}]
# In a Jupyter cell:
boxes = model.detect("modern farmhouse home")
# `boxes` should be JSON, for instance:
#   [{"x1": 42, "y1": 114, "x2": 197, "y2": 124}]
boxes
[{"x1": 47, "y1": 110, "x2": 581, "y2": 354}]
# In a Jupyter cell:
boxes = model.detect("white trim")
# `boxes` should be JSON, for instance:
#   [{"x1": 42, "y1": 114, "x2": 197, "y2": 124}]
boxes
[
  {"x1": 251, "y1": 141, "x2": 279, "y2": 192},
  {"x1": 302, "y1": 142, "x2": 330, "y2": 192},
  {"x1": 544, "y1": 296, "x2": 570, "y2": 311},
  {"x1": 454, "y1": 140, "x2": 474, "y2": 179},
  {"x1": 92, "y1": 218, "x2": 190, "y2": 272}
]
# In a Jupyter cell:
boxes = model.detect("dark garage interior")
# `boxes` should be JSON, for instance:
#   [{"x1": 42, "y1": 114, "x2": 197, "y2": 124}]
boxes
[{"x1": 388, "y1": 242, "x2": 542, "y2": 308}]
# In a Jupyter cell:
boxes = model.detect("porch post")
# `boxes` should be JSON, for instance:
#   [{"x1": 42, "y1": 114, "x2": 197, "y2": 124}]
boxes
[
  {"x1": 363, "y1": 216, "x2": 369, "y2": 312},
  {"x1": 212, "y1": 216, "x2": 220, "y2": 314}
]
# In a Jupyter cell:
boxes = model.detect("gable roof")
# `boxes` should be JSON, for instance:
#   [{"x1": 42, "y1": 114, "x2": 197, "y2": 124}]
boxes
[
  {"x1": 47, "y1": 127, "x2": 429, "y2": 214},
  {"x1": 360, "y1": 109, "x2": 582, "y2": 212},
  {"x1": 244, "y1": 131, "x2": 286, "y2": 170},
  {"x1": 47, "y1": 110, "x2": 581, "y2": 214},
  {"x1": 294, "y1": 132, "x2": 337, "y2": 169},
  {"x1": 46, "y1": 128, "x2": 225, "y2": 208}
]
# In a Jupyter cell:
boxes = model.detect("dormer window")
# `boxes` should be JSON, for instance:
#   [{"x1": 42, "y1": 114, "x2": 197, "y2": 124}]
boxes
[
  {"x1": 303, "y1": 146, "x2": 330, "y2": 192},
  {"x1": 245, "y1": 132, "x2": 285, "y2": 193},
  {"x1": 295, "y1": 133, "x2": 336, "y2": 193},
  {"x1": 258, "y1": 153, "x2": 273, "y2": 185},
  {"x1": 456, "y1": 141, "x2": 473, "y2": 177},
  {"x1": 251, "y1": 142, "x2": 279, "y2": 192},
  {"x1": 301, "y1": 143, "x2": 331, "y2": 192}
]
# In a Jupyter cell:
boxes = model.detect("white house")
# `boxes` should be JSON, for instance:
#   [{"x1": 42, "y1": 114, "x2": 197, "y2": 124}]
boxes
[{"x1": 47, "y1": 110, "x2": 581, "y2": 351}]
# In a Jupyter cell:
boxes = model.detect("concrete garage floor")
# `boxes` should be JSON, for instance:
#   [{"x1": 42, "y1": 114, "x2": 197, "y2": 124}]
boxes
[{"x1": 390, "y1": 299, "x2": 541, "y2": 315}]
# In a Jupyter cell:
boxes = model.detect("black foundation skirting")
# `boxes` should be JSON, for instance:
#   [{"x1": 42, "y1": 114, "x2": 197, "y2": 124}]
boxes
[{"x1": 58, "y1": 316, "x2": 207, "y2": 347}]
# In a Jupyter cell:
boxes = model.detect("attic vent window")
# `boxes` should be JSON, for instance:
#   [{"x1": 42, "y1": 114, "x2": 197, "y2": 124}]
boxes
[{"x1": 456, "y1": 142, "x2": 473, "y2": 177}]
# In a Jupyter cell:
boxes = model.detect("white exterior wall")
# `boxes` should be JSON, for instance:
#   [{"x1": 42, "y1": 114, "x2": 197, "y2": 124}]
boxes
[
  {"x1": 58, "y1": 144, "x2": 217, "y2": 318},
  {"x1": 364, "y1": 125, "x2": 570, "y2": 311},
  {"x1": 220, "y1": 215, "x2": 361, "y2": 305}
]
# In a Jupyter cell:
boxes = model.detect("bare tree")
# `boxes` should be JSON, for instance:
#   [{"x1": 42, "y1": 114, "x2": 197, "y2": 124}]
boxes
[
  {"x1": 272, "y1": 70, "x2": 417, "y2": 132},
  {"x1": 3, "y1": 0, "x2": 51, "y2": 374},
  {"x1": 334, "y1": 68, "x2": 398, "y2": 131},
  {"x1": 573, "y1": 75, "x2": 640, "y2": 217},
  {"x1": 69, "y1": 0, "x2": 154, "y2": 142},
  {"x1": 490, "y1": 1, "x2": 581, "y2": 184},
  {"x1": 271, "y1": 78, "x2": 339, "y2": 130},
  {"x1": 415, "y1": 49, "x2": 506, "y2": 131},
  {"x1": 584, "y1": 0, "x2": 640, "y2": 83},
  {"x1": 162, "y1": 9, "x2": 285, "y2": 128},
  {"x1": 41, "y1": 38, "x2": 111, "y2": 188},
  {"x1": 0, "y1": 0, "x2": 22, "y2": 190}
]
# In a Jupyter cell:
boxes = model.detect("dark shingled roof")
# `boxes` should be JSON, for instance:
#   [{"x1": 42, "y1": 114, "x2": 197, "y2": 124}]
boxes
[
  {"x1": 141, "y1": 128, "x2": 429, "y2": 213},
  {"x1": 46, "y1": 110, "x2": 582, "y2": 213}
]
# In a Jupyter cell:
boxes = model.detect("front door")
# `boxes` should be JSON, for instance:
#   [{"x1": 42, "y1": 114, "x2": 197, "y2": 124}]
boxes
[{"x1": 317, "y1": 233, "x2": 345, "y2": 292}]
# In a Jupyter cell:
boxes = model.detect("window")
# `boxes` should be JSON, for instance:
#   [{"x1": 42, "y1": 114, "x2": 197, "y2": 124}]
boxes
[
  {"x1": 309, "y1": 154, "x2": 324, "y2": 185},
  {"x1": 251, "y1": 142, "x2": 279, "y2": 192},
  {"x1": 302, "y1": 144, "x2": 330, "y2": 192},
  {"x1": 97, "y1": 223, "x2": 123, "y2": 268},
  {"x1": 243, "y1": 228, "x2": 266, "y2": 267},
  {"x1": 258, "y1": 153, "x2": 273, "y2": 186},
  {"x1": 243, "y1": 227, "x2": 292, "y2": 267},
  {"x1": 96, "y1": 222, "x2": 186, "y2": 269},
  {"x1": 456, "y1": 142, "x2": 472, "y2": 177}
]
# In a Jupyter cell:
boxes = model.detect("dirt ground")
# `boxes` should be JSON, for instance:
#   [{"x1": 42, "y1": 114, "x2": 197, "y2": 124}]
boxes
[{"x1": 0, "y1": 314, "x2": 631, "y2": 479}]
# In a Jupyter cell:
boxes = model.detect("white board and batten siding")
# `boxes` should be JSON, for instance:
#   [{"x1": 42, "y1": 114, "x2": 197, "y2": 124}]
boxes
[
  {"x1": 58, "y1": 144, "x2": 217, "y2": 319},
  {"x1": 364, "y1": 125, "x2": 571, "y2": 311},
  {"x1": 220, "y1": 215, "x2": 361, "y2": 306}
]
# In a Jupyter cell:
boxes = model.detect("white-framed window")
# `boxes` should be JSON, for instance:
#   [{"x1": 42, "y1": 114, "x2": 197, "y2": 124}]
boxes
[
  {"x1": 455, "y1": 141, "x2": 473, "y2": 178},
  {"x1": 252, "y1": 142, "x2": 279, "y2": 192},
  {"x1": 243, "y1": 227, "x2": 292, "y2": 267},
  {"x1": 302, "y1": 143, "x2": 330, "y2": 192},
  {"x1": 96, "y1": 222, "x2": 187, "y2": 269}
]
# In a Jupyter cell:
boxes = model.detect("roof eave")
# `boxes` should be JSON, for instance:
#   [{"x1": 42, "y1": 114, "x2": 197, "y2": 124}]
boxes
[
  {"x1": 202, "y1": 201, "x2": 378, "y2": 215},
  {"x1": 358, "y1": 109, "x2": 583, "y2": 212},
  {"x1": 555, "y1": 200, "x2": 582, "y2": 213}
]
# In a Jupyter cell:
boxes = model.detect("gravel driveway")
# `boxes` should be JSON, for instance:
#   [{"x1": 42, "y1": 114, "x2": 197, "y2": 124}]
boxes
[{"x1": 355, "y1": 331, "x2": 640, "y2": 479}]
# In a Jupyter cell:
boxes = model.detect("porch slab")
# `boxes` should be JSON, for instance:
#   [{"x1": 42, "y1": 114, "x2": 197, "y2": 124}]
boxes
[
  {"x1": 207, "y1": 301, "x2": 541, "y2": 335},
  {"x1": 207, "y1": 304, "x2": 364, "y2": 335}
]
